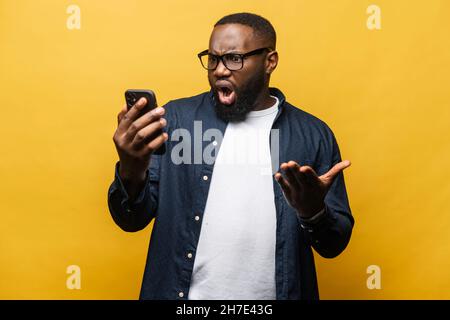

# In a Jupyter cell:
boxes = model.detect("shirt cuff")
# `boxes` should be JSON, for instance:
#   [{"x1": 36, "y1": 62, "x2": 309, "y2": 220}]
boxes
[
  {"x1": 114, "y1": 161, "x2": 150, "y2": 210},
  {"x1": 301, "y1": 206, "x2": 326, "y2": 224},
  {"x1": 298, "y1": 205, "x2": 329, "y2": 231}
]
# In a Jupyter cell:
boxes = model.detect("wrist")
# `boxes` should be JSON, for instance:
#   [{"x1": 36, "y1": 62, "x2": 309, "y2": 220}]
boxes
[
  {"x1": 297, "y1": 204, "x2": 326, "y2": 221},
  {"x1": 118, "y1": 162, "x2": 147, "y2": 183}
]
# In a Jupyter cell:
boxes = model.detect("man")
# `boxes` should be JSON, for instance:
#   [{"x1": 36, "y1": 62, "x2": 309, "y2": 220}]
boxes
[{"x1": 108, "y1": 12, "x2": 354, "y2": 300}]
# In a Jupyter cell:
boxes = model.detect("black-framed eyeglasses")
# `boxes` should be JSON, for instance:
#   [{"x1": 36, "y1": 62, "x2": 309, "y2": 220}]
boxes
[{"x1": 197, "y1": 47, "x2": 273, "y2": 71}]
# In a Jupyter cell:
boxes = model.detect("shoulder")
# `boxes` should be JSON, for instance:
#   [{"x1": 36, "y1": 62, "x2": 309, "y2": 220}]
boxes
[
  {"x1": 282, "y1": 101, "x2": 335, "y2": 142},
  {"x1": 281, "y1": 101, "x2": 343, "y2": 171}
]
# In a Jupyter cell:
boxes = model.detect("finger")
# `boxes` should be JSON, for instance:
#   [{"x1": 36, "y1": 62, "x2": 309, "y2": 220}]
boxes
[
  {"x1": 279, "y1": 162, "x2": 302, "y2": 191},
  {"x1": 124, "y1": 107, "x2": 165, "y2": 143},
  {"x1": 299, "y1": 165, "x2": 321, "y2": 186},
  {"x1": 135, "y1": 106, "x2": 165, "y2": 129},
  {"x1": 275, "y1": 172, "x2": 293, "y2": 198},
  {"x1": 283, "y1": 161, "x2": 310, "y2": 190},
  {"x1": 118, "y1": 97, "x2": 148, "y2": 132},
  {"x1": 131, "y1": 117, "x2": 167, "y2": 148},
  {"x1": 117, "y1": 104, "x2": 128, "y2": 125},
  {"x1": 288, "y1": 161, "x2": 314, "y2": 188},
  {"x1": 320, "y1": 160, "x2": 351, "y2": 184},
  {"x1": 282, "y1": 162, "x2": 302, "y2": 190},
  {"x1": 146, "y1": 132, "x2": 169, "y2": 153}
]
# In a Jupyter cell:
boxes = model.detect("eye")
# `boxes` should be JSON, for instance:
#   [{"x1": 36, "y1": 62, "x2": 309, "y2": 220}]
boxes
[
  {"x1": 225, "y1": 54, "x2": 242, "y2": 63},
  {"x1": 208, "y1": 55, "x2": 218, "y2": 63}
]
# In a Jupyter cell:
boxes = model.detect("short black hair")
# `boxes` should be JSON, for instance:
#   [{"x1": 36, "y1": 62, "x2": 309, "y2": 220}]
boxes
[{"x1": 214, "y1": 12, "x2": 276, "y2": 49}]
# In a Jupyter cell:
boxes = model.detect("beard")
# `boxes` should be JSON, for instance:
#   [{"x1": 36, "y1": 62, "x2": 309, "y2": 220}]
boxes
[{"x1": 210, "y1": 69, "x2": 266, "y2": 122}]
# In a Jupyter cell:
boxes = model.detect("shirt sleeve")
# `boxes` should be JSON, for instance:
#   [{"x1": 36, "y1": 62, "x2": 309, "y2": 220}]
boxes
[
  {"x1": 298, "y1": 127, "x2": 355, "y2": 258},
  {"x1": 107, "y1": 155, "x2": 161, "y2": 232}
]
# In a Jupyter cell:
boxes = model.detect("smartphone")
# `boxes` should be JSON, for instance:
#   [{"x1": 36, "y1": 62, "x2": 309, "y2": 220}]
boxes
[
  {"x1": 124, "y1": 89, "x2": 165, "y2": 155},
  {"x1": 125, "y1": 89, "x2": 157, "y2": 112}
]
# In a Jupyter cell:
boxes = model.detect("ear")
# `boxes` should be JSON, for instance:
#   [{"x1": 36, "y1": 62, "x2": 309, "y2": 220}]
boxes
[{"x1": 265, "y1": 50, "x2": 278, "y2": 75}]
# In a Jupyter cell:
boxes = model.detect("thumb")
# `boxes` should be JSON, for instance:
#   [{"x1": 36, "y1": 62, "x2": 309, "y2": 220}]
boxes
[{"x1": 321, "y1": 160, "x2": 351, "y2": 186}]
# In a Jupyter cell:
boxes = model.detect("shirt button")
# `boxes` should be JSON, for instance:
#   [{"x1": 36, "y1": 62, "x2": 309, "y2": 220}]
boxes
[
  {"x1": 187, "y1": 252, "x2": 193, "y2": 259},
  {"x1": 202, "y1": 175, "x2": 208, "y2": 181},
  {"x1": 178, "y1": 291, "x2": 184, "y2": 298},
  {"x1": 212, "y1": 140, "x2": 218, "y2": 146},
  {"x1": 194, "y1": 215, "x2": 200, "y2": 221}
]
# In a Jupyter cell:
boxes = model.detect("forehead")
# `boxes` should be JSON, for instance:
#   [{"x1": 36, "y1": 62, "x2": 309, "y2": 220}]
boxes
[{"x1": 209, "y1": 23, "x2": 259, "y2": 54}]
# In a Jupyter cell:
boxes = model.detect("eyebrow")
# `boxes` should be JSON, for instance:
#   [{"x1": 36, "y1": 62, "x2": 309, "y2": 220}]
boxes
[
  {"x1": 210, "y1": 50, "x2": 243, "y2": 55},
  {"x1": 209, "y1": 45, "x2": 241, "y2": 55}
]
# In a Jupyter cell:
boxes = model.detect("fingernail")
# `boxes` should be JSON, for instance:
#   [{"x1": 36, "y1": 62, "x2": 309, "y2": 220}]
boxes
[{"x1": 155, "y1": 107, "x2": 164, "y2": 115}]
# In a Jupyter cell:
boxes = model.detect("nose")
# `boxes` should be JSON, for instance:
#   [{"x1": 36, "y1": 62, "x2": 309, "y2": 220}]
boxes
[{"x1": 213, "y1": 58, "x2": 231, "y2": 78}]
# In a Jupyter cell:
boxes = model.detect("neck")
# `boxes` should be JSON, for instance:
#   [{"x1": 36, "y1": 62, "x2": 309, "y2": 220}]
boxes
[{"x1": 251, "y1": 87, "x2": 276, "y2": 111}]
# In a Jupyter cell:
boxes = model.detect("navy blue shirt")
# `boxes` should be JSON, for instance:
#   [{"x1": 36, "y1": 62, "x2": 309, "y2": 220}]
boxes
[{"x1": 107, "y1": 87, "x2": 354, "y2": 300}]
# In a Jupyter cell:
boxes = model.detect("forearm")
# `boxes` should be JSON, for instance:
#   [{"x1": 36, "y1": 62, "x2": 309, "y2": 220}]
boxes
[
  {"x1": 299, "y1": 204, "x2": 354, "y2": 258},
  {"x1": 118, "y1": 163, "x2": 148, "y2": 202}
]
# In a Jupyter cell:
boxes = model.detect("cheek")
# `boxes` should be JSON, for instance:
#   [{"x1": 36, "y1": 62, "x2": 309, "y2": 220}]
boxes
[
  {"x1": 234, "y1": 65, "x2": 258, "y2": 86},
  {"x1": 237, "y1": 65, "x2": 265, "y2": 88}
]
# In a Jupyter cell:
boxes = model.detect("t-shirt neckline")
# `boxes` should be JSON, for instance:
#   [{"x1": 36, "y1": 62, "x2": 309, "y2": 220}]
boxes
[{"x1": 246, "y1": 96, "x2": 279, "y2": 118}]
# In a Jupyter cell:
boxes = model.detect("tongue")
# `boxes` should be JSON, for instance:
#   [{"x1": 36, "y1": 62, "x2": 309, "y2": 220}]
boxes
[{"x1": 218, "y1": 89, "x2": 236, "y2": 105}]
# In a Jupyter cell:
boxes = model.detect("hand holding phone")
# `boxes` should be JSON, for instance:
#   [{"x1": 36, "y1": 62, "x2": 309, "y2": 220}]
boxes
[
  {"x1": 113, "y1": 89, "x2": 168, "y2": 198},
  {"x1": 124, "y1": 89, "x2": 166, "y2": 156}
]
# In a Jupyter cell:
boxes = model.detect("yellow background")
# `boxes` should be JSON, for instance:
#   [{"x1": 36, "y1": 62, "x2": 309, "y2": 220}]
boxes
[{"x1": 1, "y1": 0, "x2": 449, "y2": 299}]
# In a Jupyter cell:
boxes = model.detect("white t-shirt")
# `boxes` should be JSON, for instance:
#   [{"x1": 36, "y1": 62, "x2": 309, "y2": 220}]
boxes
[{"x1": 188, "y1": 96, "x2": 279, "y2": 300}]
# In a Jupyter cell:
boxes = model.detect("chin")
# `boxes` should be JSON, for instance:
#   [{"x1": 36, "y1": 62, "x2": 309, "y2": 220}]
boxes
[{"x1": 213, "y1": 93, "x2": 251, "y2": 122}]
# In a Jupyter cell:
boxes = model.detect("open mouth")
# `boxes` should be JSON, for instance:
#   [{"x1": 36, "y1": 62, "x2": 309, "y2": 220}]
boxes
[{"x1": 216, "y1": 81, "x2": 236, "y2": 106}]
